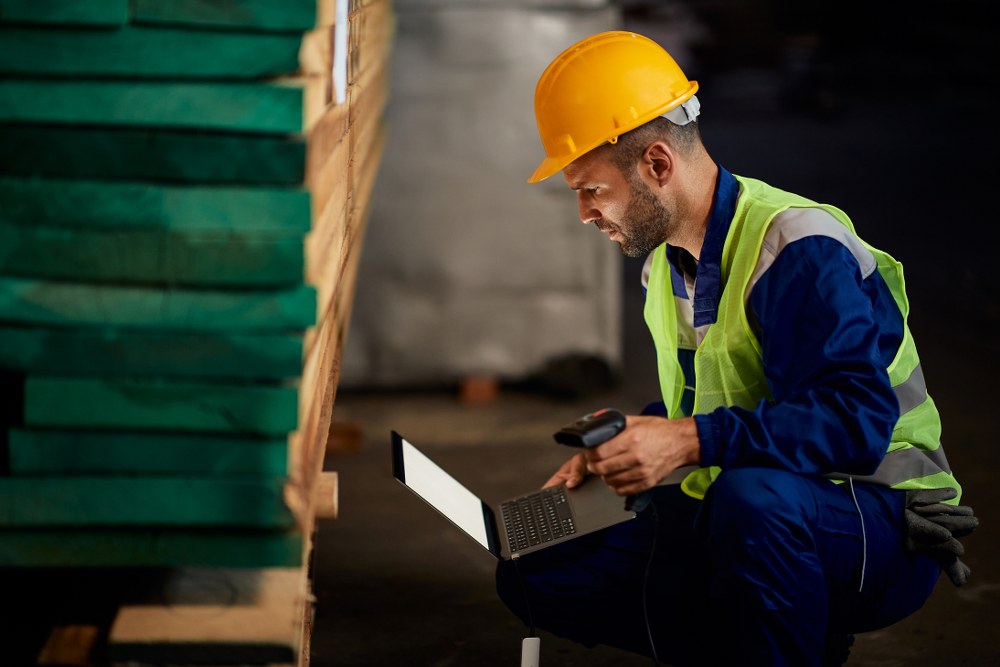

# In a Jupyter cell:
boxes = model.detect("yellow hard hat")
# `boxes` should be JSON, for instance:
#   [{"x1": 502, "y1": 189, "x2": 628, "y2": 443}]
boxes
[{"x1": 528, "y1": 31, "x2": 699, "y2": 184}]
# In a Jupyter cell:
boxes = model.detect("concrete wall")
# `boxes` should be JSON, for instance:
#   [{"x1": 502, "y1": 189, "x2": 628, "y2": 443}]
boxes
[{"x1": 341, "y1": 1, "x2": 624, "y2": 387}]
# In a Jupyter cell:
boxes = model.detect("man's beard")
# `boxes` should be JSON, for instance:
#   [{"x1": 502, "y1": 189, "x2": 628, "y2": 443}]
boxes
[{"x1": 597, "y1": 177, "x2": 673, "y2": 258}]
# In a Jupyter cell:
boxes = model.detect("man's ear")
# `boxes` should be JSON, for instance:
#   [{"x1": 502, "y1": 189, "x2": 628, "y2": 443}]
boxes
[{"x1": 641, "y1": 141, "x2": 673, "y2": 187}]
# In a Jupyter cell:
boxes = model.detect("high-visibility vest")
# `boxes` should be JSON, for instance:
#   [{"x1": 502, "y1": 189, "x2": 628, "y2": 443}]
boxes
[{"x1": 643, "y1": 175, "x2": 961, "y2": 502}]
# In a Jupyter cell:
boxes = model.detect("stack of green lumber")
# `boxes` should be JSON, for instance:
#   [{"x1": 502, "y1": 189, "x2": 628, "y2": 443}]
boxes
[{"x1": 0, "y1": 0, "x2": 394, "y2": 570}]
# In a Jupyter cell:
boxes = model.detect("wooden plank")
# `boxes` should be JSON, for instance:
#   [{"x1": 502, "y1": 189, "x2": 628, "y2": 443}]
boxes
[
  {"x1": 36, "y1": 625, "x2": 100, "y2": 666},
  {"x1": 298, "y1": 0, "x2": 395, "y2": 90},
  {"x1": 348, "y1": 0, "x2": 395, "y2": 86},
  {"x1": 0, "y1": 25, "x2": 308, "y2": 78},
  {"x1": 109, "y1": 568, "x2": 305, "y2": 664},
  {"x1": 0, "y1": 278, "x2": 316, "y2": 331},
  {"x1": 0, "y1": 125, "x2": 307, "y2": 185},
  {"x1": 0, "y1": 0, "x2": 127, "y2": 26},
  {"x1": 24, "y1": 377, "x2": 300, "y2": 436},
  {"x1": 0, "y1": 327, "x2": 304, "y2": 380},
  {"x1": 287, "y1": 138, "x2": 373, "y2": 526},
  {"x1": 0, "y1": 77, "x2": 327, "y2": 135},
  {"x1": 313, "y1": 472, "x2": 339, "y2": 519},
  {"x1": 0, "y1": 477, "x2": 294, "y2": 527},
  {"x1": 9, "y1": 429, "x2": 288, "y2": 476},
  {"x1": 0, "y1": 529, "x2": 303, "y2": 567},
  {"x1": 132, "y1": 0, "x2": 330, "y2": 32},
  {"x1": 0, "y1": 222, "x2": 305, "y2": 287},
  {"x1": 0, "y1": 178, "x2": 312, "y2": 232}
]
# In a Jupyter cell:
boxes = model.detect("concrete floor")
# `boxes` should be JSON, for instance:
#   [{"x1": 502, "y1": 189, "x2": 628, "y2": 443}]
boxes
[{"x1": 311, "y1": 12, "x2": 998, "y2": 666}]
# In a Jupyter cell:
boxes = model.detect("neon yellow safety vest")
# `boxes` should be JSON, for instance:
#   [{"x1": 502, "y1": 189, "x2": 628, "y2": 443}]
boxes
[{"x1": 643, "y1": 175, "x2": 962, "y2": 502}]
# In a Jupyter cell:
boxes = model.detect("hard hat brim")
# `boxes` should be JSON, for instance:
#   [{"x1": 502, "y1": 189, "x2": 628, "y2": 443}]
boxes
[{"x1": 527, "y1": 155, "x2": 569, "y2": 184}]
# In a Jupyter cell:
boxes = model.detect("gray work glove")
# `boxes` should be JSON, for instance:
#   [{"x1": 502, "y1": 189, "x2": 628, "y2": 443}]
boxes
[{"x1": 904, "y1": 487, "x2": 979, "y2": 587}]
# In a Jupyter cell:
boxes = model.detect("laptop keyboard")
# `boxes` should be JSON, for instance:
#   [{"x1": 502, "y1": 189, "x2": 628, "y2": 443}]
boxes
[{"x1": 500, "y1": 486, "x2": 576, "y2": 552}]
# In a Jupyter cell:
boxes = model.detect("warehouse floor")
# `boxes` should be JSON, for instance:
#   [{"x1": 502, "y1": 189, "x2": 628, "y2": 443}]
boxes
[{"x1": 311, "y1": 13, "x2": 998, "y2": 667}]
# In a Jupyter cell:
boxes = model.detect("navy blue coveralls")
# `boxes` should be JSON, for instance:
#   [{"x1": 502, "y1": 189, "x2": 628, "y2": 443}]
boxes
[{"x1": 495, "y1": 167, "x2": 941, "y2": 666}]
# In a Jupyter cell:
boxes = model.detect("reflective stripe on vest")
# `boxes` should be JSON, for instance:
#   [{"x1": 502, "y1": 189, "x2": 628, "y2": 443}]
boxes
[{"x1": 643, "y1": 175, "x2": 962, "y2": 502}]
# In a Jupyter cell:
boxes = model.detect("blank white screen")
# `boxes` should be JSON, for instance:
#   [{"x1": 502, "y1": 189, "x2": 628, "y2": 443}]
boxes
[{"x1": 400, "y1": 437, "x2": 491, "y2": 550}]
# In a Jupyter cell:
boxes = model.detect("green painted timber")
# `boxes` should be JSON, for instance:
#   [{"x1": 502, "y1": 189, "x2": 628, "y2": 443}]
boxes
[
  {"x1": 0, "y1": 126, "x2": 306, "y2": 184},
  {"x1": 24, "y1": 377, "x2": 300, "y2": 436},
  {"x1": 132, "y1": 0, "x2": 319, "y2": 32},
  {"x1": 0, "y1": 278, "x2": 316, "y2": 331},
  {"x1": 0, "y1": 222, "x2": 305, "y2": 286},
  {"x1": 0, "y1": 80, "x2": 309, "y2": 134},
  {"x1": 9, "y1": 429, "x2": 288, "y2": 476},
  {"x1": 0, "y1": 178, "x2": 312, "y2": 232},
  {"x1": 0, "y1": 327, "x2": 304, "y2": 380},
  {"x1": 0, "y1": 25, "x2": 303, "y2": 78},
  {"x1": 0, "y1": 0, "x2": 127, "y2": 26},
  {"x1": 0, "y1": 327, "x2": 303, "y2": 379},
  {"x1": 0, "y1": 528, "x2": 302, "y2": 567},
  {"x1": 0, "y1": 477, "x2": 293, "y2": 527}
]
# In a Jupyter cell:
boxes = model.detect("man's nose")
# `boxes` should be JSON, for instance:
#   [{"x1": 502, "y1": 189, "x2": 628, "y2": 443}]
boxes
[{"x1": 577, "y1": 194, "x2": 599, "y2": 225}]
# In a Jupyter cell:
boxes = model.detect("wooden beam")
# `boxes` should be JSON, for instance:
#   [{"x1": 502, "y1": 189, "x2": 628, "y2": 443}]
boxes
[
  {"x1": 0, "y1": 278, "x2": 316, "y2": 331},
  {"x1": 0, "y1": 77, "x2": 328, "y2": 135},
  {"x1": 0, "y1": 25, "x2": 306, "y2": 78},
  {"x1": 0, "y1": 327, "x2": 304, "y2": 380},
  {"x1": 0, "y1": 529, "x2": 303, "y2": 567},
  {"x1": 0, "y1": 477, "x2": 294, "y2": 527},
  {"x1": 131, "y1": 0, "x2": 328, "y2": 32},
  {"x1": 0, "y1": 178, "x2": 312, "y2": 232},
  {"x1": 9, "y1": 429, "x2": 289, "y2": 476},
  {"x1": 0, "y1": 125, "x2": 307, "y2": 185},
  {"x1": 0, "y1": 0, "x2": 127, "y2": 26},
  {"x1": 24, "y1": 376, "x2": 300, "y2": 436},
  {"x1": 0, "y1": 223, "x2": 305, "y2": 287}
]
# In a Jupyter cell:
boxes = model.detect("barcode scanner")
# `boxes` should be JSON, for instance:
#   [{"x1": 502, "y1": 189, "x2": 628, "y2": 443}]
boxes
[
  {"x1": 552, "y1": 408, "x2": 626, "y2": 448},
  {"x1": 553, "y1": 408, "x2": 643, "y2": 513}
]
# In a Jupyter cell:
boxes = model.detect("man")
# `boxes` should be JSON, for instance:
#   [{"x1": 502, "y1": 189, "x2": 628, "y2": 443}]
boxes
[{"x1": 495, "y1": 31, "x2": 977, "y2": 666}]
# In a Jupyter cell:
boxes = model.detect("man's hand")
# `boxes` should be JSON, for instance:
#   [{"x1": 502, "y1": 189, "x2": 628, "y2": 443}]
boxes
[
  {"x1": 583, "y1": 415, "x2": 700, "y2": 497},
  {"x1": 543, "y1": 452, "x2": 589, "y2": 489}
]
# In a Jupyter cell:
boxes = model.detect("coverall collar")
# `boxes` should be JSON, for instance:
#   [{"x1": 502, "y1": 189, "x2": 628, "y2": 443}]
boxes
[{"x1": 665, "y1": 164, "x2": 738, "y2": 327}]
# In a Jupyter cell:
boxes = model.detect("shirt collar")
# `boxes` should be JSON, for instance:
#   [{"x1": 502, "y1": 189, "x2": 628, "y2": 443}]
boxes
[{"x1": 666, "y1": 165, "x2": 739, "y2": 327}]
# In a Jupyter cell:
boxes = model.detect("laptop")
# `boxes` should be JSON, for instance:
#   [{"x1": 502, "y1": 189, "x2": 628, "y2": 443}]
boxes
[{"x1": 391, "y1": 430, "x2": 693, "y2": 560}]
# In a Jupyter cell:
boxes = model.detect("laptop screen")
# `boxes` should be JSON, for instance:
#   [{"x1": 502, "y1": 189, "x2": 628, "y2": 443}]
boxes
[{"x1": 392, "y1": 433, "x2": 492, "y2": 551}]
